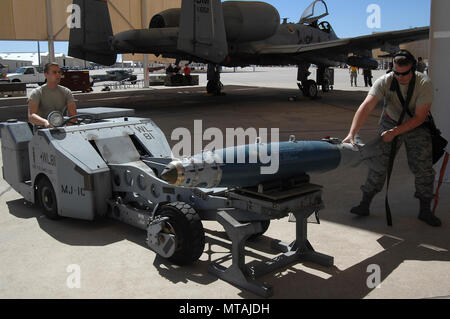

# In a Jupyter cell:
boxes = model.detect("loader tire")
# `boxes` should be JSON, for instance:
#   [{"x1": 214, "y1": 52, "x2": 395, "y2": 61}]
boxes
[
  {"x1": 157, "y1": 202, "x2": 205, "y2": 266},
  {"x1": 37, "y1": 177, "x2": 61, "y2": 220}
]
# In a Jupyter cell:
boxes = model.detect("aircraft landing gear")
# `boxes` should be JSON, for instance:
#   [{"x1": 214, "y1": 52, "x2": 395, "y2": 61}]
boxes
[
  {"x1": 301, "y1": 80, "x2": 319, "y2": 98},
  {"x1": 321, "y1": 80, "x2": 330, "y2": 92},
  {"x1": 297, "y1": 63, "x2": 318, "y2": 99},
  {"x1": 317, "y1": 65, "x2": 334, "y2": 93},
  {"x1": 207, "y1": 63, "x2": 224, "y2": 96}
]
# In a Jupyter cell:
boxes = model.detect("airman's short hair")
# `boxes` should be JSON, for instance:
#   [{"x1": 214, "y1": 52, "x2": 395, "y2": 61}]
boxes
[
  {"x1": 393, "y1": 56, "x2": 413, "y2": 67},
  {"x1": 393, "y1": 50, "x2": 416, "y2": 67},
  {"x1": 44, "y1": 62, "x2": 60, "y2": 74}
]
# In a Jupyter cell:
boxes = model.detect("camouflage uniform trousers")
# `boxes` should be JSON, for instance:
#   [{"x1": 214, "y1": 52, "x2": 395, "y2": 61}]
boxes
[
  {"x1": 350, "y1": 72, "x2": 358, "y2": 86},
  {"x1": 361, "y1": 114, "x2": 436, "y2": 200}
]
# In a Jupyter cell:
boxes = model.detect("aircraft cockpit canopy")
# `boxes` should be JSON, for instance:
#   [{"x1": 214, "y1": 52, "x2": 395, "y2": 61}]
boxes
[{"x1": 299, "y1": 0, "x2": 329, "y2": 25}]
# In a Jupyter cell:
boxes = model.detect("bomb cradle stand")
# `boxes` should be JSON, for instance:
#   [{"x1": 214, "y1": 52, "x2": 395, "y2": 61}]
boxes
[{"x1": 209, "y1": 177, "x2": 334, "y2": 298}]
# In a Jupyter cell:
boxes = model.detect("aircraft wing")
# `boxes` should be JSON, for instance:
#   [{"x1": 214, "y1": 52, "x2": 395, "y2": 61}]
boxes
[{"x1": 257, "y1": 27, "x2": 429, "y2": 57}]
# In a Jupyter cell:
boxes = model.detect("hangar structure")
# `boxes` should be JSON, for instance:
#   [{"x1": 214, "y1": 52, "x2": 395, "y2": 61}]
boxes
[
  {"x1": 429, "y1": 0, "x2": 450, "y2": 182},
  {"x1": 0, "y1": 0, "x2": 448, "y2": 179},
  {"x1": 0, "y1": 0, "x2": 181, "y2": 86}
]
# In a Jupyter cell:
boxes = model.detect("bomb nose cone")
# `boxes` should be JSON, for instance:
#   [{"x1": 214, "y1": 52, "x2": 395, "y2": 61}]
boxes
[
  {"x1": 160, "y1": 161, "x2": 185, "y2": 186},
  {"x1": 161, "y1": 166, "x2": 178, "y2": 185}
]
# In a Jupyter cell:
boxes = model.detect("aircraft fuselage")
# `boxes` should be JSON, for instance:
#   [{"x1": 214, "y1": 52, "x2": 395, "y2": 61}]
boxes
[{"x1": 111, "y1": 22, "x2": 341, "y2": 67}]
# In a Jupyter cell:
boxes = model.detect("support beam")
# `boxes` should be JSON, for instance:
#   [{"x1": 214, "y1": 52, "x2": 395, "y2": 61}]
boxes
[
  {"x1": 142, "y1": 0, "x2": 149, "y2": 88},
  {"x1": 430, "y1": 0, "x2": 450, "y2": 182},
  {"x1": 46, "y1": 0, "x2": 55, "y2": 63},
  {"x1": 37, "y1": 41, "x2": 41, "y2": 71}
]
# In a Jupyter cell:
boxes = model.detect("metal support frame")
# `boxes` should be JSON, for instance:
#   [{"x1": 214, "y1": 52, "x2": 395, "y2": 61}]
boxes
[
  {"x1": 45, "y1": 0, "x2": 55, "y2": 63},
  {"x1": 208, "y1": 211, "x2": 273, "y2": 297},
  {"x1": 250, "y1": 207, "x2": 334, "y2": 279},
  {"x1": 209, "y1": 188, "x2": 333, "y2": 298},
  {"x1": 141, "y1": 0, "x2": 150, "y2": 88}
]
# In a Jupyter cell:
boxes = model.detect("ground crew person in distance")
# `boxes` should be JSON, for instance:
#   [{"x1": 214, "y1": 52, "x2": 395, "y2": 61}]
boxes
[
  {"x1": 363, "y1": 68, "x2": 373, "y2": 87},
  {"x1": 28, "y1": 62, "x2": 78, "y2": 128},
  {"x1": 183, "y1": 64, "x2": 191, "y2": 77},
  {"x1": 417, "y1": 57, "x2": 427, "y2": 73},
  {"x1": 349, "y1": 65, "x2": 358, "y2": 87},
  {"x1": 343, "y1": 50, "x2": 441, "y2": 227}
]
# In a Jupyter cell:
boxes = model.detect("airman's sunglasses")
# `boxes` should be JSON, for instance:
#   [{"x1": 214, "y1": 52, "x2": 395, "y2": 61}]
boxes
[{"x1": 394, "y1": 68, "x2": 412, "y2": 76}]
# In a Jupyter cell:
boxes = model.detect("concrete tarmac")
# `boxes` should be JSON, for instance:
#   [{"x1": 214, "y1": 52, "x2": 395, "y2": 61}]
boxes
[{"x1": 0, "y1": 68, "x2": 449, "y2": 299}]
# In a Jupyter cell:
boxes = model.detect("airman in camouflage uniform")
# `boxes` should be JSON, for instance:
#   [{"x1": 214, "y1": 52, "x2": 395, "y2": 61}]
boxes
[
  {"x1": 361, "y1": 114, "x2": 435, "y2": 200},
  {"x1": 343, "y1": 50, "x2": 441, "y2": 227}
]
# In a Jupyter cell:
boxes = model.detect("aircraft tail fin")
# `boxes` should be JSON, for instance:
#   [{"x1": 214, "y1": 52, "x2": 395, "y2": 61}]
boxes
[
  {"x1": 68, "y1": 0, "x2": 117, "y2": 66},
  {"x1": 177, "y1": 0, "x2": 228, "y2": 64}
]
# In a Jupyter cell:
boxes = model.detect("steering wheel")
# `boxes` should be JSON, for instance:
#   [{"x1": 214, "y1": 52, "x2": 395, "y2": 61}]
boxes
[{"x1": 62, "y1": 114, "x2": 96, "y2": 126}]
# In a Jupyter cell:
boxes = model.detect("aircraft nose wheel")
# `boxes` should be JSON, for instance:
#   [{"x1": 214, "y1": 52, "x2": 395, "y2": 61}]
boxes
[
  {"x1": 207, "y1": 80, "x2": 223, "y2": 95},
  {"x1": 302, "y1": 80, "x2": 318, "y2": 98}
]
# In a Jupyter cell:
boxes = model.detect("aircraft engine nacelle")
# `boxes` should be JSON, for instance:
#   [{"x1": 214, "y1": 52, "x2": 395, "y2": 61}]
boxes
[
  {"x1": 223, "y1": 1, "x2": 280, "y2": 43},
  {"x1": 149, "y1": 8, "x2": 181, "y2": 29},
  {"x1": 149, "y1": 2, "x2": 280, "y2": 43}
]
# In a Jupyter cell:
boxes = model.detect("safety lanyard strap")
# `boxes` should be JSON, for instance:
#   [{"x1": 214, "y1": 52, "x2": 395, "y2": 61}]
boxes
[
  {"x1": 433, "y1": 153, "x2": 449, "y2": 215},
  {"x1": 384, "y1": 74, "x2": 416, "y2": 226}
]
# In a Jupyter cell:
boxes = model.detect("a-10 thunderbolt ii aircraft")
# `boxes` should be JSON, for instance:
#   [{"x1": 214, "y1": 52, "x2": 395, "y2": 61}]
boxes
[{"x1": 69, "y1": 0, "x2": 429, "y2": 97}]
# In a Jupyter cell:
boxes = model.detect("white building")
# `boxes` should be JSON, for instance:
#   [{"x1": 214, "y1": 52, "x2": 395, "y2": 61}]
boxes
[
  {"x1": 0, "y1": 55, "x2": 33, "y2": 73},
  {"x1": 0, "y1": 52, "x2": 90, "y2": 72}
]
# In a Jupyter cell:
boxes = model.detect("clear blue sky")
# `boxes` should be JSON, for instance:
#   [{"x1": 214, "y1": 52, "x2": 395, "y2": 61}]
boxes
[
  {"x1": 270, "y1": 0, "x2": 431, "y2": 36},
  {"x1": 0, "y1": 0, "x2": 431, "y2": 56}
]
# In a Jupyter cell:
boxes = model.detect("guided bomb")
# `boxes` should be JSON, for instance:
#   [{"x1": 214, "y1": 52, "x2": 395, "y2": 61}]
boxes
[{"x1": 161, "y1": 138, "x2": 381, "y2": 188}]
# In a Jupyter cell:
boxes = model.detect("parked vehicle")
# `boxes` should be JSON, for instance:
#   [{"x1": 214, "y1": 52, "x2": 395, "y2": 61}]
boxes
[
  {"x1": 60, "y1": 70, "x2": 93, "y2": 93},
  {"x1": 91, "y1": 69, "x2": 137, "y2": 83},
  {"x1": 5, "y1": 66, "x2": 46, "y2": 85}
]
